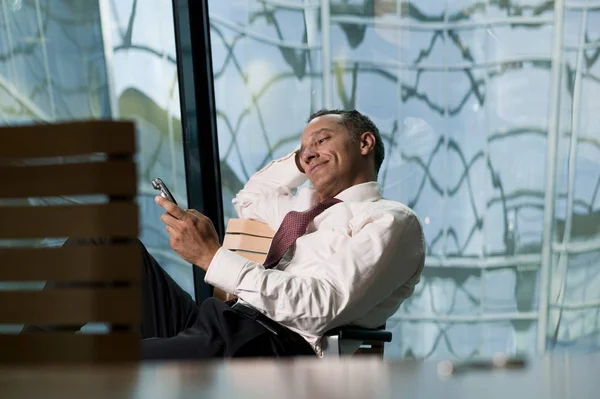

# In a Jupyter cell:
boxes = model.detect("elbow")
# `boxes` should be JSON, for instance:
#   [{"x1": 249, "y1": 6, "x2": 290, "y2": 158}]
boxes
[
  {"x1": 232, "y1": 191, "x2": 258, "y2": 219},
  {"x1": 293, "y1": 279, "x2": 349, "y2": 336},
  {"x1": 231, "y1": 196, "x2": 246, "y2": 219}
]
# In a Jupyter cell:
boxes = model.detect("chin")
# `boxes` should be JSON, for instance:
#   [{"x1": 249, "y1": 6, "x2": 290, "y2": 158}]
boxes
[{"x1": 312, "y1": 180, "x2": 336, "y2": 196}]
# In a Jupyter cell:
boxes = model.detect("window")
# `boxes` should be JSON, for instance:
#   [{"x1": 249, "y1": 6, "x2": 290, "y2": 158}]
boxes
[
  {"x1": 206, "y1": 0, "x2": 600, "y2": 358},
  {"x1": 0, "y1": 0, "x2": 194, "y2": 299}
]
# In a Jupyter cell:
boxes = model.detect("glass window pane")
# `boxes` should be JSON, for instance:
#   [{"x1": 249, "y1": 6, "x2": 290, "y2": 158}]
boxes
[
  {"x1": 0, "y1": 0, "x2": 194, "y2": 310},
  {"x1": 207, "y1": 0, "x2": 600, "y2": 359}
]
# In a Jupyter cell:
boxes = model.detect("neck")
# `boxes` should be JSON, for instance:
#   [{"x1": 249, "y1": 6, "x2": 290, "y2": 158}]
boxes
[
  {"x1": 350, "y1": 170, "x2": 377, "y2": 187},
  {"x1": 318, "y1": 172, "x2": 377, "y2": 201}
]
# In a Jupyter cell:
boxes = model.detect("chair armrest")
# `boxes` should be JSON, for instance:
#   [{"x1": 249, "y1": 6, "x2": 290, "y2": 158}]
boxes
[{"x1": 325, "y1": 326, "x2": 392, "y2": 343}]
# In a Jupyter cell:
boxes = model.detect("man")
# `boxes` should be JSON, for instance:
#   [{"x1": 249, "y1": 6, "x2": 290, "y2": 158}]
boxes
[
  {"x1": 29, "y1": 109, "x2": 424, "y2": 359},
  {"x1": 142, "y1": 109, "x2": 424, "y2": 359}
]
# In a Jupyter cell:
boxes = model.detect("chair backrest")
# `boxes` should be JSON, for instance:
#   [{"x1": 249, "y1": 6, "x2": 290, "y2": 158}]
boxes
[
  {"x1": 0, "y1": 121, "x2": 140, "y2": 364},
  {"x1": 355, "y1": 340, "x2": 385, "y2": 356}
]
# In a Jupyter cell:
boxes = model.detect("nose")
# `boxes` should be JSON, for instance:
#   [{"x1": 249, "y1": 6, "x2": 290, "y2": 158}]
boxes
[{"x1": 300, "y1": 147, "x2": 318, "y2": 165}]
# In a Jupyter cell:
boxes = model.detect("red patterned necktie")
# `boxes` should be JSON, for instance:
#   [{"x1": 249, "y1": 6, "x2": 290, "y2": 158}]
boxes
[{"x1": 262, "y1": 198, "x2": 342, "y2": 269}]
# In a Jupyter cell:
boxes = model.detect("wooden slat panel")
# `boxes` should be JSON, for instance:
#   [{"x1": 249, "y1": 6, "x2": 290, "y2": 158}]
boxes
[
  {"x1": 212, "y1": 288, "x2": 231, "y2": 302},
  {"x1": 233, "y1": 250, "x2": 267, "y2": 264},
  {"x1": 0, "y1": 161, "x2": 137, "y2": 198},
  {"x1": 0, "y1": 333, "x2": 140, "y2": 363},
  {"x1": 0, "y1": 245, "x2": 140, "y2": 281},
  {"x1": 226, "y1": 219, "x2": 274, "y2": 238},
  {"x1": 223, "y1": 234, "x2": 271, "y2": 253},
  {"x1": 0, "y1": 121, "x2": 135, "y2": 158},
  {"x1": 0, "y1": 288, "x2": 140, "y2": 324},
  {"x1": 0, "y1": 203, "x2": 138, "y2": 239}
]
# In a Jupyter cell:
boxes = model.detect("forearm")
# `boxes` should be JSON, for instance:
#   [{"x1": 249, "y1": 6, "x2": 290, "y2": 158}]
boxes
[
  {"x1": 233, "y1": 151, "x2": 308, "y2": 227},
  {"x1": 205, "y1": 248, "x2": 346, "y2": 335}
]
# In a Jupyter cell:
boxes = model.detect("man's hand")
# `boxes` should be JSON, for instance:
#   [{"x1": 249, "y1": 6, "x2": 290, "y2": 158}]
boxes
[{"x1": 155, "y1": 196, "x2": 221, "y2": 271}]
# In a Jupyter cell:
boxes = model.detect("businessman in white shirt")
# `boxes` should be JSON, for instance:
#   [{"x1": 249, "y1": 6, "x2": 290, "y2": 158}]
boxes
[
  {"x1": 135, "y1": 108, "x2": 425, "y2": 359},
  {"x1": 33, "y1": 109, "x2": 424, "y2": 359}
]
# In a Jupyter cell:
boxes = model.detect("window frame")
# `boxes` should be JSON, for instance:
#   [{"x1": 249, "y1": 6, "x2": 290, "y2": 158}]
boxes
[{"x1": 172, "y1": 0, "x2": 224, "y2": 303}]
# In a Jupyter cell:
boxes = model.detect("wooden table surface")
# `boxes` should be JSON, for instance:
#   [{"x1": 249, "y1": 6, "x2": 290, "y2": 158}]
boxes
[{"x1": 1, "y1": 353, "x2": 598, "y2": 399}]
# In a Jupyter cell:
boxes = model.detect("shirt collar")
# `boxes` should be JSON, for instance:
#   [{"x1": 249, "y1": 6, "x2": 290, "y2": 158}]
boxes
[{"x1": 333, "y1": 181, "x2": 383, "y2": 203}]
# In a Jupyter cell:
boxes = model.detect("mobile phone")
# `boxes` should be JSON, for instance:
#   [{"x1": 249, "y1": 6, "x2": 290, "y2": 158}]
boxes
[{"x1": 151, "y1": 178, "x2": 177, "y2": 205}]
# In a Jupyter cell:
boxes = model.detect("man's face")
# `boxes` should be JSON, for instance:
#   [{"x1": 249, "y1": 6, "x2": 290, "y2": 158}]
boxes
[{"x1": 298, "y1": 114, "x2": 364, "y2": 199}]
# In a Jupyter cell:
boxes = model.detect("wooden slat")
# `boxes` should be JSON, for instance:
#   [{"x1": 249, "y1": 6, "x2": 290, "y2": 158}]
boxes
[
  {"x1": 0, "y1": 245, "x2": 140, "y2": 281},
  {"x1": 232, "y1": 250, "x2": 267, "y2": 264},
  {"x1": 0, "y1": 333, "x2": 140, "y2": 363},
  {"x1": 0, "y1": 161, "x2": 137, "y2": 198},
  {"x1": 226, "y1": 219, "x2": 275, "y2": 238},
  {"x1": 213, "y1": 220, "x2": 271, "y2": 303},
  {"x1": 0, "y1": 288, "x2": 140, "y2": 324},
  {"x1": 212, "y1": 287, "x2": 231, "y2": 302},
  {"x1": 0, "y1": 121, "x2": 135, "y2": 158},
  {"x1": 223, "y1": 234, "x2": 271, "y2": 253},
  {"x1": 0, "y1": 203, "x2": 138, "y2": 239}
]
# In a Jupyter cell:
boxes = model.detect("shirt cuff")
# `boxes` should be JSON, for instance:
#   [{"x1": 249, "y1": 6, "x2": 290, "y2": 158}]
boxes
[
  {"x1": 255, "y1": 151, "x2": 308, "y2": 188},
  {"x1": 204, "y1": 247, "x2": 250, "y2": 294}
]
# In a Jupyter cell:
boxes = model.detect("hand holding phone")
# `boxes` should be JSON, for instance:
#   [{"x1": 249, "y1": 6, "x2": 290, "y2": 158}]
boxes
[
  {"x1": 151, "y1": 178, "x2": 177, "y2": 205},
  {"x1": 153, "y1": 177, "x2": 220, "y2": 270}
]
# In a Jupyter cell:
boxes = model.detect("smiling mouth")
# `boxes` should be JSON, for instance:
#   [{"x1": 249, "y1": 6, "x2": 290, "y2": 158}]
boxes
[{"x1": 309, "y1": 163, "x2": 326, "y2": 175}]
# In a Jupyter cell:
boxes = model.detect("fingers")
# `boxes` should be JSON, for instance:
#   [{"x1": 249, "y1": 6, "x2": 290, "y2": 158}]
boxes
[
  {"x1": 187, "y1": 209, "x2": 205, "y2": 219},
  {"x1": 160, "y1": 211, "x2": 180, "y2": 228},
  {"x1": 155, "y1": 196, "x2": 187, "y2": 220},
  {"x1": 186, "y1": 209, "x2": 213, "y2": 223}
]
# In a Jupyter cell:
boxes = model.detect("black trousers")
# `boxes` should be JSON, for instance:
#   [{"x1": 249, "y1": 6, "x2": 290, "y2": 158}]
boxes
[{"x1": 28, "y1": 238, "x2": 315, "y2": 360}]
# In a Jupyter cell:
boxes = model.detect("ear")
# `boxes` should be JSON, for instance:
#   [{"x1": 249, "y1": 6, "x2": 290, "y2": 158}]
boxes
[{"x1": 359, "y1": 132, "x2": 376, "y2": 156}]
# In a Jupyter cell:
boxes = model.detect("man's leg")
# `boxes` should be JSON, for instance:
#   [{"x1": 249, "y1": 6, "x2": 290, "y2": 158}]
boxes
[
  {"x1": 133, "y1": 238, "x2": 201, "y2": 339},
  {"x1": 141, "y1": 297, "x2": 231, "y2": 359},
  {"x1": 142, "y1": 297, "x2": 282, "y2": 360},
  {"x1": 141, "y1": 297, "x2": 317, "y2": 360}
]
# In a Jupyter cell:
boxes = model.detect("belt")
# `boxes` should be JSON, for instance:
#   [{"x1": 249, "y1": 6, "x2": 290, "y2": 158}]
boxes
[{"x1": 230, "y1": 302, "x2": 289, "y2": 337}]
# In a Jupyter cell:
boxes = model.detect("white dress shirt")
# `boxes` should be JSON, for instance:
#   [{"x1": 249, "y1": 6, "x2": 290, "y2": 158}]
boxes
[{"x1": 205, "y1": 152, "x2": 425, "y2": 356}]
